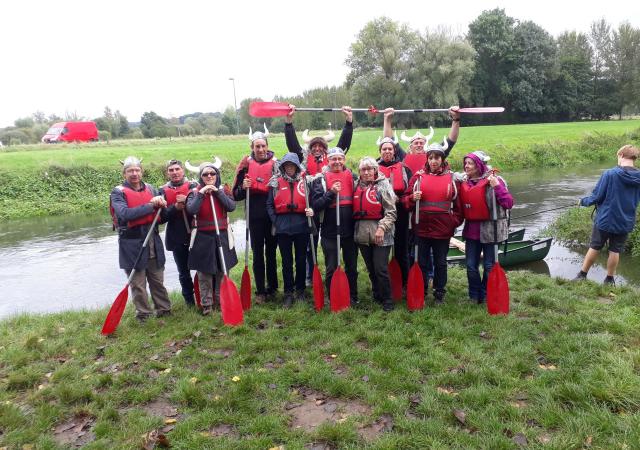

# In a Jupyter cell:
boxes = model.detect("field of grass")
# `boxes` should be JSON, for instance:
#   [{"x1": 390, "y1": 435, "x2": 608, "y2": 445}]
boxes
[
  {"x1": 1, "y1": 266, "x2": 639, "y2": 449},
  {"x1": 1, "y1": 120, "x2": 639, "y2": 221}
]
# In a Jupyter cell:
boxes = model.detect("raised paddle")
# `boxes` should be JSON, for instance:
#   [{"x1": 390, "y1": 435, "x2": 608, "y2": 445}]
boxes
[
  {"x1": 210, "y1": 193, "x2": 243, "y2": 326},
  {"x1": 487, "y1": 186, "x2": 510, "y2": 315},
  {"x1": 239, "y1": 188, "x2": 252, "y2": 310},
  {"x1": 249, "y1": 101, "x2": 505, "y2": 118},
  {"x1": 406, "y1": 179, "x2": 425, "y2": 311},
  {"x1": 329, "y1": 191, "x2": 350, "y2": 312},
  {"x1": 102, "y1": 207, "x2": 162, "y2": 335},
  {"x1": 304, "y1": 178, "x2": 324, "y2": 311},
  {"x1": 387, "y1": 172, "x2": 403, "y2": 302}
]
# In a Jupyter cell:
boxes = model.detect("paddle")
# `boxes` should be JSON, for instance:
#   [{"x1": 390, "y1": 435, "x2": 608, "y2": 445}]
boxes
[
  {"x1": 487, "y1": 186, "x2": 510, "y2": 315},
  {"x1": 102, "y1": 208, "x2": 162, "y2": 335},
  {"x1": 303, "y1": 179, "x2": 324, "y2": 311},
  {"x1": 189, "y1": 215, "x2": 202, "y2": 309},
  {"x1": 406, "y1": 179, "x2": 425, "y2": 311},
  {"x1": 250, "y1": 102, "x2": 505, "y2": 118},
  {"x1": 239, "y1": 188, "x2": 252, "y2": 310},
  {"x1": 387, "y1": 172, "x2": 403, "y2": 301},
  {"x1": 209, "y1": 193, "x2": 243, "y2": 326},
  {"x1": 329, "y1": 190, "x2": 350, "y2": 312}
]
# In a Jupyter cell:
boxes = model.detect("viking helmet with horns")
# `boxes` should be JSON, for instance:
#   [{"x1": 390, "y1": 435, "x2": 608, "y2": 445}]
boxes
[
  {"x1": 302, "y1": 129, "x2": 335, "y2": 152},
  {"x1": 376, "y1": 132, "x2": 398, "y2": 147},
  {"x1": 248, "y1": 124, "x2": 269, "y2": 143},
  {"x1": 120, "y1": 156, "x2": 143, "y2": 172},
  {"x1": 184, "y1": 157, "x2": 222, "y2": 175},
  {"x1": 400, "y1": 127, "x2": 434, "y2": 145}
]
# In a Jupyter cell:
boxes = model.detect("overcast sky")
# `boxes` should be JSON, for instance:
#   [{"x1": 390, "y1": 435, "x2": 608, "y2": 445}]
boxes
[{"x1": 1, "y1": 0, "x2": 639, "y2": 128}]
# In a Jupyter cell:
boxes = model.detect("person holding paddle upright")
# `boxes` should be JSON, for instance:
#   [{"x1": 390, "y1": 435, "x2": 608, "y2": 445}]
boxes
[
  {"x1": 233, "y1": 125, "x2": 279, "y2": 304},
  {"x1": 458, "y1": 151, "x2": 514, "y2": 304},
  {"x1": 311, "y1": 147, "x2": 359, "y2": 307},
  {"x1": 186, "y1": 161, "x2": 238, "y2": 316},
  {"x1": 109, "y1": 156, "x2": 172, "y2": 322},
  {"x1": 159, "y1": 159, "x2": 198, "y2": 307},
  {"x1": 266, "y1": 153, "x2": 315, "y2": 308},
  {"x1": 404, "y1": 142, "x2": 464, "y2": 305},
  {"x1": 353, "y1": 157, "x2": 397, "y2": 311}
]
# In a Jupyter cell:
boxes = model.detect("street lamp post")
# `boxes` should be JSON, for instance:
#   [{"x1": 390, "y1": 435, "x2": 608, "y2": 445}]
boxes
[{"x1": 229, "y1": 77, "x2": 240, "y2": 135}]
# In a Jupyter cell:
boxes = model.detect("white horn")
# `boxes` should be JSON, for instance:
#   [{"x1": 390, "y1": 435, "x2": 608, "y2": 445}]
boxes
[
  {"x1": 212, "y1": 156, "x2": 222, "y2": 169},
  {"x1": 393, "y1": 132, "x2": 398, "y2": 144},
  {"x1": 263, "y1": 123, "x2": 269, "y2": 137},
  {"x1": 185, "y1": 160, "x2": 200, "y2": 174},
  {"x1": 119, "y1": 160, "x2": 124, "y2": 165},
  {"x1": 302, "y1": 129, "x2": 311, "y2": 144},
  {"x1": 441, "y1": 138, "x2": 449, "y2": 151},
  {"x1": 425, "y1": 126, "x2": 434, "y2": 143},
  {"x1": 376, "y1": 136, "x2": 382, "y2": 146},
  {"x1": 400, "y1": 131, "x2": 412, "y2": 143},
  {"x1": 324, "y1": 130, "x2": 335, "y2": 143},
  {"x1": 248, "y1": 127, "x2": 253, "y2": 140}
]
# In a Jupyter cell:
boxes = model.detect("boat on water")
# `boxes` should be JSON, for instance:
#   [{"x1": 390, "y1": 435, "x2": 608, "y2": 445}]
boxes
[
  {"x1": 447, "y1": 237, "x2": 553, "y2": 267},
  {"x1": 453, "y1": 227, "x2": 525, "y2": 242}
]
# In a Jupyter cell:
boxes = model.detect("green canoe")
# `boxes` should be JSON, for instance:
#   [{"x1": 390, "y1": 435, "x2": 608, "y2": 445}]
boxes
[
  {"x1": 447, "y1": 238, "x2": 553, "y2": 267},
  {"x1": 454, "y1": 227, "x2": 525, "y2": 242}
]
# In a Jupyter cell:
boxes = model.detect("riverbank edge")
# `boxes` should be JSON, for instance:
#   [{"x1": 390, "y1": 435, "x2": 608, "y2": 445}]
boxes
[{"x1": 1, "y1": 127, "x2": 639, "y2": 221}]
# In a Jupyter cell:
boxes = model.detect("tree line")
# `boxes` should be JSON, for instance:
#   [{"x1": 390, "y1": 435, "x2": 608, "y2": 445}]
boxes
[{"x1": 2, "y1": 9, "x2": 639, "y2": 145}]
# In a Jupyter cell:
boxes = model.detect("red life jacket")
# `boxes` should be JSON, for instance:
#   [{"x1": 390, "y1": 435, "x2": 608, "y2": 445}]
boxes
[
  {"x1": 274, "y1": 177, "x2": 307, "y2": 214},
  {"x1": 459, "y1": 178, "x2": 491, "y2": 220},
  {"x1": 324, "y1": 170, "x2": 354, "y2": 208},
  {"x1": 418, "y1": 172, "x2": 455, "y2": 213},
  {"x1": 353, "y1": 184, "x2": 383, "y2": 220},
  {"x1": 109, "y1": 184, "x2": 155, "y2": 229},
  {"x1": 378, "y1": 162, "x2": 405, "y2": 194},
  {"x1": 403, "y1": 153, "x2": 427, "y2": 174},
  {"x1": 247, "y1": 157, "x2": 275, "y2": 194},
  {"x1": 194, "y1": 185, "x2": 228, "y2": 231},
  {"x1": 162, "y1": 180, "x2": 191, "y2": 206},
  {"x1": 306, "y1": 153, "x2": 328, "y2": 176}
]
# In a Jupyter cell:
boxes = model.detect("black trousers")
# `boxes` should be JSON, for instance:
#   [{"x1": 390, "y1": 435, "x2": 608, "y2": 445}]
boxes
[
  {"x1": 416, "y1": 237, "x2": 450, "y2": 296},
  {"x1": 250, "y1": 219, "x2": 278, "y2": 295},
  {"x1": 306, "y1": 234, "x2": 320, "y2": 280},
  {"x1": 278, "y1": 233, "x2": 309, "y2": 293},
  {"x1": 321, "y1": 236, "x2": 358, "y2": 302},
  {"x1": 393, "y1": 207, "x2": 410, "y2": 286},
  {"x1": 359, "y1": 244, "x2": 392, "y2": 306},
  {"x1": 172, "y1": 244, "x2": 195, "y2": 305}
]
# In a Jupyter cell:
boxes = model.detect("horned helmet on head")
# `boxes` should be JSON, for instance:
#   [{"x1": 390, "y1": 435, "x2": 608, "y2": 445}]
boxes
[
  {"x1": 302, "y1": 129, "x2": 335, "y2": 152},
  {"x1": 120, "y1": 156, "x2": 143, "y2": 172},
  {"x1": 376, "y1": 132, "x2": 399, "y2": 148},
  {"x1": 400, "y1": 126, "x2": 435, "y2": 145},
  {"x1": 248, "y1": 123, "x2": 270, "y2": 144}
]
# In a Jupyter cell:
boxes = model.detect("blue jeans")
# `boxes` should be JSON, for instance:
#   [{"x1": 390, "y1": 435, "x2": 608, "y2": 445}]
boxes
[{"x1": 465, "y1": 239, "x2": 496, "y2": 301}]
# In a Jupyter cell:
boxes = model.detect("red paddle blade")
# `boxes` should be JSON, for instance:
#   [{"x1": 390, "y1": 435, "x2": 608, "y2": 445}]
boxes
[
  {"x1": 220, "y1": 276, "x2": 244, "y2": 326},
  {"x1": 406, "y1": 263, "x2": 425, "y2": 311},
  {"x1": 388, "y1": 258, "x2": 403, "y2": 302},
  {"x1": 458, "y1": 107, "x2": 505, "y2": 113},
  {"x1": 194, "y1": 273, "x2": 202, "y2": 310},
  {"x1": 240, "y1": 267, "x2": 252, "y2": 311},
  {"x1": 249, "y1": 101, "x2": 291, "y2": 118},
  {"x1": 313, "y1": 265, "x2": 324, "y2": 312},
  {"x1": 487, "y1": 262, "x2": 510, "y2": 315},
  {"x1": 330, "y1": 267, "x2": 350, "y2": 312},
  {"x1": 101, "y1": 284, "x2": 129, "y2": 335}
]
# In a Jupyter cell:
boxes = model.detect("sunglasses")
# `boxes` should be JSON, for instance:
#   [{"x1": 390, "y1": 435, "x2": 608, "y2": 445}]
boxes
[{"x1": 202, "y1": 172, "x2": 216, "y2": 177}]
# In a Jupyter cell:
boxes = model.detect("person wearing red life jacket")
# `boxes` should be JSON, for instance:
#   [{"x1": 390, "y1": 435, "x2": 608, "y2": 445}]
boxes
[
  {"x1": 159, "y1": 159, "x2": 198, "y2": 307},
  {"x1": 186, "y1": 161, "x2": 238, "y2": 316},
  {"x1": 266, "y1": 153, "x2": 315, "y2": 308},
  {"x1": 353, "y1": 157, "x2": 397, "y2": 311},
  {"x1": 284, "y1": 105, "x2": 353, "y2": 286},
  {"x1": 110, "y1": 156, "x2": 171, "y2": 322},
  {"x1": 232, "y1": 125, "x2": 279, "y2": 304},
  {"x1": 310, "y1": 147, "x2": 359, "y2": 306},
  {"x1": 404, "y1": 143, "x2": 464, "y2": 305},
  {"x1": 459, "y1": 151, "x2": 514, "y2": 304}
]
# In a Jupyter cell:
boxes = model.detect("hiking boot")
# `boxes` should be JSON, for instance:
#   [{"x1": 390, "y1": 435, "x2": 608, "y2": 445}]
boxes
[
  {"x1": 603, "y1": 276, "x2": 616, "y2": 286},
  {"x1": 156, "y1": 310, "x2": 172, "y2": 318},
  {"x1": 477, "y1": 298, "x2": 486, "y2": 305},
  {"x1": 383, "y1": 301, "x2": 394, "y2": 312},
  {"x1": 434, "y1": 292, "x2": 445, "y2": 306},
  {"x1": 295, "y1": 290, "x2": 307, "y2": 303},
  {"x1": 136, "y1": 315, "x2": 150, "y2": 323},
  {"x1": 573, "y1": 270, "x2": 588, "y2": 281},
  {"x1": 255, "y1": 294, "x2": 266, "y2": 305},
  {"x1": 201, "y1": 306, "x2": 212, "y2": 316},
  {"x1": 283, "y1": 293, "x2": 294, "y2": 309}
]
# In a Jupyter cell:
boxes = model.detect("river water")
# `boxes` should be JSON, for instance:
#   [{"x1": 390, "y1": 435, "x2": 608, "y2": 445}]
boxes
[{"x1": 1, "y1": 164, "x2": 637, "y2": 318}]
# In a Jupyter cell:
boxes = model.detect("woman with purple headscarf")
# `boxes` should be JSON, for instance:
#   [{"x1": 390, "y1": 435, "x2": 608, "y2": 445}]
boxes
[{"x1": 458, "y1": 151, "x2": 514, "y2": 304}]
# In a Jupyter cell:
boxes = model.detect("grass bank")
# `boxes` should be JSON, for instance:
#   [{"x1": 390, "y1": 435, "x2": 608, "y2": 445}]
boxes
[
  {"x1": 543, "y1": 207, "x2": 640, "y2": 257},
  {"x1": 1, "y1": 120, "x2": 640, "y2": 220},
  {"x1": 1, "y1": 267, "x2": 639, "y2": 448}
]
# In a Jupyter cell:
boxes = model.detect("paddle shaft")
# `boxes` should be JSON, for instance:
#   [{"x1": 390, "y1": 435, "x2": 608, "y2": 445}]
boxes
[
  {"x1": 209, "y1": 193, "x2": 228, "y2": 275},
  {"x1": 244, "y1": 188, "x2": 250, "y2": 266},
  {"x1": 491, "y1": 187, "x2": 499, "y2": 263},
  {"x1": 127, "y1": 208, "x2": 162, "y2": 284},
  {"x1": 181, "y1": 210, "x2": 191, "y2": 234},
  {"x1": 413, "y1": 179, "x2": 420, "y2": 263},
  {"x1": 336, "y1": 193, "x2": 341, "y2": 267},
  {"x1": 303, "y1": 180, "x2": 318, "y2": 265}
]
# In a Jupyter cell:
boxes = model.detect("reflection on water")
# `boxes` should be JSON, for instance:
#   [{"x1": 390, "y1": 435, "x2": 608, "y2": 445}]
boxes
[{"x1": 1, "y1": 164, "x2": 638, "y2": 318}]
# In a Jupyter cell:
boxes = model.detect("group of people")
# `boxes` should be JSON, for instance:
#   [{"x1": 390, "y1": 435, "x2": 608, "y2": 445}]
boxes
[{"x1": 110, "y1": 105, "x2": 519, "y2": 321}]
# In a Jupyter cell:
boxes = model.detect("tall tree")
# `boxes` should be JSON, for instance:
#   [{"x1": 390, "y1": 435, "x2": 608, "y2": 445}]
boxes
[
  {"x1": 589, "y1": 19, "x2": 617, "y2": 118},
  {"x1": 551, "y1": 31, "x2": 593, "y2": 120},
  {"x1": 607, "y1": 22, "x2": 640, "y2": 117}
]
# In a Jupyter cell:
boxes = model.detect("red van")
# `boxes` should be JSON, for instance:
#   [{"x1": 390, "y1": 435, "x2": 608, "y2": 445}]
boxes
[{"x1": 42, "y1": 121, "x2": 99, "y2": 143}]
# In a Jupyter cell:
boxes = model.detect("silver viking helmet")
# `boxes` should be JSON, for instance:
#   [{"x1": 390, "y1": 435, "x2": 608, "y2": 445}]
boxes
[
  {"x1": 471, "y1": 150, "x2": 490, "y2": 162},
  {"x1": 426, "y1": 138, "x2": 450, "y2": 156},
  {"x1": 248, "y1": 123, "x2": 269, "y2": 143},
  {"x1": 120, "y1": 156, "x2": 143, "y2": 171},
  {"x1": 302, "y1": 129, "x2": 335, "y2": 145},
  {"x1": 376, "y1": 132, "x2": 399, "y2": 147},
  {"x1": 400, "y1": 127, "x2": 434, "y2": 144},
  {"x1": 184, "y1": 156, "x2": 223, "y2": 174}
]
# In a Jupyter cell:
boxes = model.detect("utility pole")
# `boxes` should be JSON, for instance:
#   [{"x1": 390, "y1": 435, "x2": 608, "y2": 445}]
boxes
[{"x1": 229, "y1": 77, "x2": 240, "y2": 135}]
